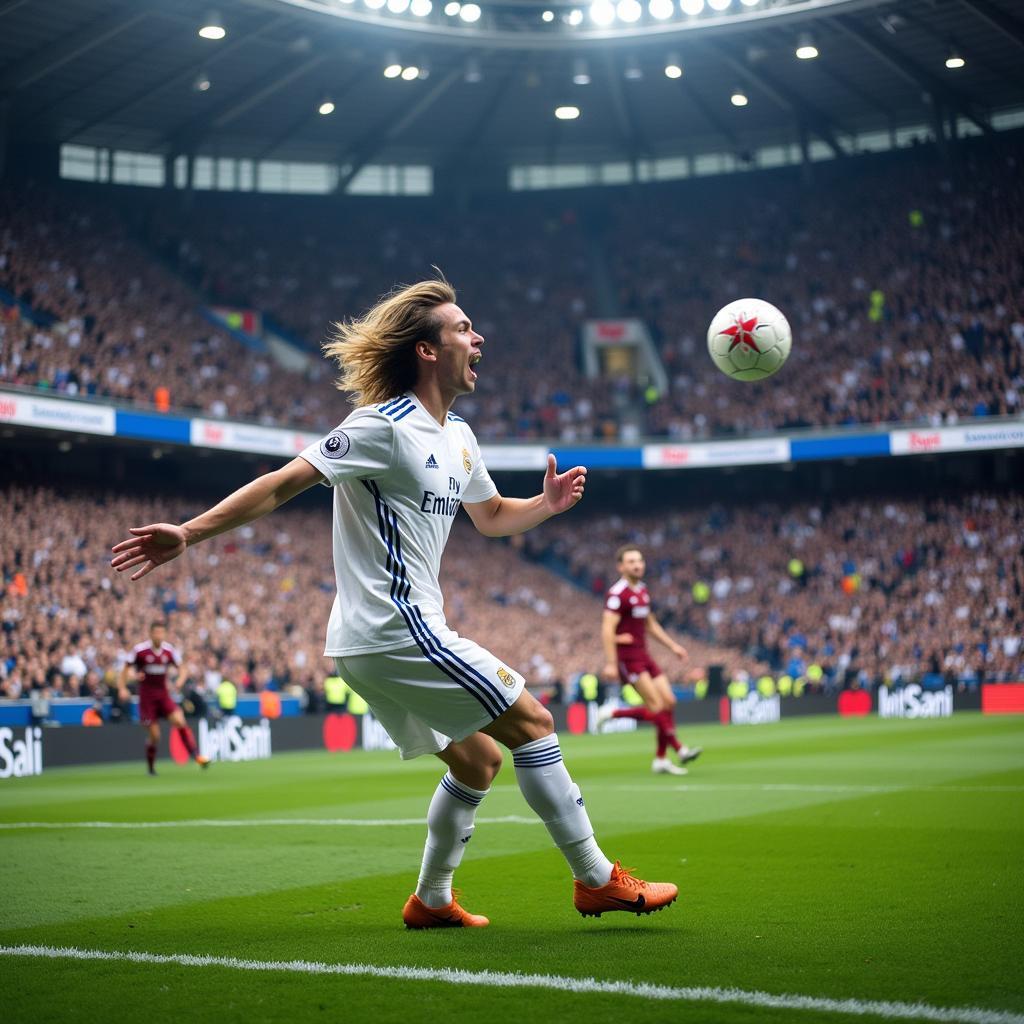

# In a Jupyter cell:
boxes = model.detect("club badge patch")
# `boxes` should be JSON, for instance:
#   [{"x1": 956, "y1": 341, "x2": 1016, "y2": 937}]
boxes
[
  {"x1": 462, "y1": 447, "x2": 472, "y2": 474},
  {"x1": 320, "y1": 431, "x2": 351, "y2": 460},
  {"x1": 497, "y1": 667, "x2": 516, "y2": 688}
]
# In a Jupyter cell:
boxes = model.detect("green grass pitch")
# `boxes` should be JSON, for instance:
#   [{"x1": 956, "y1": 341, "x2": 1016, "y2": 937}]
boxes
[{"x1": 2, "y1": 713, "x2": 1023, "y2": 1024}]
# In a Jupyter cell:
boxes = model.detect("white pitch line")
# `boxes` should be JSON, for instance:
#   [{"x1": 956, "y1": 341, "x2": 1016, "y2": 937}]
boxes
[
  {"x1": 612, "y1": 784, "x2": 1024, "y2": 795},
  {"x1": 0, "y1": 816, "x2": 540, "y2": 831},
  {"x1": 1, "y1": 944, "x2": 1020, "y2": 1024}
]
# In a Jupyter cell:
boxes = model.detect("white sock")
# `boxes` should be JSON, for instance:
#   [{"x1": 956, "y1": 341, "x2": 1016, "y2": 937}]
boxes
[
  {"x1": 512, "y1": 734, "x2": 613, "y2": 887},
  {"x1": 415, "y1": 772, "x2": 488, "y2": 908}
]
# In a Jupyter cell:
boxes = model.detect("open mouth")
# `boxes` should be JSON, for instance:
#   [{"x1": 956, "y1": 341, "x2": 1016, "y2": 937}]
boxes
[{"x1": 469, "y1": 352, "x2": 482, "y2": 380}]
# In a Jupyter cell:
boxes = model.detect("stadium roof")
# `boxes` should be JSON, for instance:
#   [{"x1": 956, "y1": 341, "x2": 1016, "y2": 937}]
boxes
[{"x1": 3, "y1": 0, "x2": 1023, "y2": 170}]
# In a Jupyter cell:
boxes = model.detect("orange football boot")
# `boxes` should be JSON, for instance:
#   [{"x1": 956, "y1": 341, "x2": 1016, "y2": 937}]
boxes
[
  {"x1": 573, "y1": 861, "x2": 678, "y2": 918},
  {"x1": 402, "y1": 891, "x2": 489, "y2": 929},
  {"x1": 196, "y1": 755, "x2": 211, "y2": 769}
]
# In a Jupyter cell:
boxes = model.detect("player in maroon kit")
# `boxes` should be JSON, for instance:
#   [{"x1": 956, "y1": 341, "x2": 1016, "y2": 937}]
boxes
[
  {"x1": 118, "y1": 620, "x2": 209, "y2": 774},
  {"x1": 597, "y1": 546, "x2": 702, "y2": 775}
]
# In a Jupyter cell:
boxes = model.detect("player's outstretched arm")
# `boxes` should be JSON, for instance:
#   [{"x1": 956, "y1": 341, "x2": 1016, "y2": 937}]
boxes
[
  {"x1": 647, "y1": 612, "x2": 689, "y2": 662},
  {"x1": 111, "y1": 457, "x2": 324, "y2": 581},
  {"x1": 601, "y1": 610, "x2": 623, "y2": 682},
  {"x1": 464, "y1": 453, "x2": 586, "y2": 538}
]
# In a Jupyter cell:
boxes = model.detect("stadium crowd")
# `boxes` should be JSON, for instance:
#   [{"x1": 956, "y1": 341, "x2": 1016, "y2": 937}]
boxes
[
  {"x1": 0, "y1": 184, "x2": 343, "y2": 428},
  {"x1": 1, "y1": 483, "x2": 749, "y2": 713},
  {"x1": 525, "y1": 490, "x2": 1024, "y2": 689},
  {"x1": 612, "y1": 140, "x2": 1024, "y2": 438},
  {"x1": 2, "y1": 135, "x2": 1021, "y2": 441},
  {"x1": 3, "y1": 481, "x2": 1019, "y2": 713}
]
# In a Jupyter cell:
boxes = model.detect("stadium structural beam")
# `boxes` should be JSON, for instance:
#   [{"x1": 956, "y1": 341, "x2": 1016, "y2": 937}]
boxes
[
  {"x1": 958, "y1": 0, "x2": 1024, "y2": 53},
  {"x1": 602, "y1": 53, "x2": 649, "y2": 162},
  {"x1": 252, "y1": 67, "x2": 367, "y2": 162},
  {"x1": 673, "y1": 79, "x2": 742, "y2": 156},
  {"x1": 0, "y1": 1, "x2": 31, "y2": 19},
  {"x1": 0, "y1": 97, "x2": 8, "y2": 180},
  {"x1": 708, "y1": 42, "x2": 847, "y2": 158},
  {"x1": 166, "y1": 53, "x2": 330, "y2": 151},
  {"x1": 63, "y1": 14, "x2": 292, "y2": 145},
  {"x1": 21, "y1": 7, "x2": 202, "y2": 123},
  {"x1": 334, "y1": 67, "x2": 461, "y2": 194},
  {"x1": 833, "y1": 15, "x2": 993, "y2": 136},
  {"x1": 435, "y1": 66, "x2": 515, "y2": 178},
  {"x1": 768, "y1": 24, "x2": 893, "y2": 122},
  {"x1": 0, "y1": 5, "x2": 148, "y2": 95},
  {"x1": 811, "y1": 62, "x2": 893, "y2": 121}
]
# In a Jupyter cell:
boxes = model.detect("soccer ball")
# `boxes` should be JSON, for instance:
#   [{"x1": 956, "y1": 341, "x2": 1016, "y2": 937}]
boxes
[{"x1": 707, "y1": 298, "x2": 792, "y2": 381}]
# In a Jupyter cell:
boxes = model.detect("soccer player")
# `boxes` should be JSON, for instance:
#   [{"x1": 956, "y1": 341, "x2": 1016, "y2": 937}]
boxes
[
  {"x1": 111, "y1": 280, "x2": 677, "y2": 928},
  {"x1": 598, "y1": 545, "x2": 702, "y2": 776},
  {"x1": 118, "y1": 620, "x2": 209, "y2": 774}
]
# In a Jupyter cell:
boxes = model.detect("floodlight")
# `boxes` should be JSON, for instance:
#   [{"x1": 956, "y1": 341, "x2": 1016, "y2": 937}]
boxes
[
  {"x1": 198, "y1": 12, "x2": 226, "y2": 39},
  {"x1": 590, "y1": 0, "x2": 615, "y2": 26},
  {"x1": 618, "y1": 0, "x2": 642, "y2": 23},
  {"x1": 795, "y1": 33, "x2": 818, "y2": 59}
]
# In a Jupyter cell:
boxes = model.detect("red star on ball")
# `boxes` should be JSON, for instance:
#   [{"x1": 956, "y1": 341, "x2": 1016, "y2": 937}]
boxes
[{"x1": 721, "y1": 314, "x2": 761, "y2": 352}]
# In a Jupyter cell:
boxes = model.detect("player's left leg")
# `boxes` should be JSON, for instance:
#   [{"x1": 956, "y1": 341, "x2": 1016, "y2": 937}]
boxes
[
  {"x1": 650, "y1": 674, "x2": 702, "y2": 769},
  {"x1": 621, "y1": 671, "x2": 681, "y2": 773},
  {"x1": 168, "y1": 707, "x2": 209, "y2": 767},
  {"x1": 403, "y1": 733, "x2": 501, "y2": 928},
  {"x1": 485, "y1": 690, "x2": 678, "y2": 917},
  {"x1": 145, "y1": 721, "x2": 160, "y2": 775}
]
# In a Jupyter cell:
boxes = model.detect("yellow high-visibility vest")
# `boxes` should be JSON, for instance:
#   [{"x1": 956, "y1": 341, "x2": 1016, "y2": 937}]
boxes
[
  {"x1": 580, "y1": 673, "x2": 599, "y2": 702},
  {"x1": 347, "y1": 690, "x2": 369, "y2": 716},
  {"x1": 324, "y1": 675, "x2": 348, "y2": 706},
  {"x1": 217, "y1": 679, "x2": 237, "y2": 711},
  {"x1": 622, "y1": 684, "x2": 645, "y2": 707}
]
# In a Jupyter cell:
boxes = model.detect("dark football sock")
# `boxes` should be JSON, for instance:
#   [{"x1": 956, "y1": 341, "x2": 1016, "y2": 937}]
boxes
[
  {"x1": 611, "y1": 708, "x2": 656, "y2": 722},
  {"x1": 176, "y1": 726, "x2": 198, "y2": 757}
]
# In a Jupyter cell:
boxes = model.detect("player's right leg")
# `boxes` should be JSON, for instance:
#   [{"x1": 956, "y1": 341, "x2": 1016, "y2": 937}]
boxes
[
  {"x1": 484, "y1": 691, "x2": 678, "y2": 918},
  {"x1": 650, "y1": 673, "x2": 703, "y2": 768},
  {"x1": 145, "y1": 721, "x2": 160, "y2": 775},
  {"x1": 623, "y1": 672, "x2": 685, "y2": 775},
  {"x1": 402, "y1": 733, "x2": 500, "y2": 929},
  {"x1": 168, "y1": 707, "x2": 209, "y2": 768}
]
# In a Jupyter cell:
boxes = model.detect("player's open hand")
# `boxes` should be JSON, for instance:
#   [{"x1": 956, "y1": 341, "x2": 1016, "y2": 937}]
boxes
[
  {"x1": 543, "y1": 453, "x2": 587, "y2": 515},
  {"x1": 110, "y1": 523, "x2": 187, "y2": 580}
]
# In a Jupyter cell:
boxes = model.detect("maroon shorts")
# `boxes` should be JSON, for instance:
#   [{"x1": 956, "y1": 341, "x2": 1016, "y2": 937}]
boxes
[
  {"x1": 139, "y1": 688, "x2": 178, "y2": 724},
  {"x1": 617, "y1": 650, "x2": 663, "y2": 686}
]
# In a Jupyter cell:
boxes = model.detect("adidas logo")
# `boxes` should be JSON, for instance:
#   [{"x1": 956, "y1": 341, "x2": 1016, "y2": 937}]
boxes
[{"x1": 425, "y1": 454, "x2": 439, "y2": 469}]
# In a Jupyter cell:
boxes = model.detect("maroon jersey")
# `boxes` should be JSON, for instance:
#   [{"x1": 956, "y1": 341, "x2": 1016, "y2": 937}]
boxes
[
  {"x1": 130, "y1": 641, "x2": 181, "y2": 693},
  {"x1": 604, "y1": 578, "x2": 652, "y2": 651}
]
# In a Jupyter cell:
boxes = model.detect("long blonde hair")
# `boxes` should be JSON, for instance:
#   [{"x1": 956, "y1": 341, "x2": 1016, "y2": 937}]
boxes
[{"x1": 323, "y1": 278, "x2": 456, "y2": 406}]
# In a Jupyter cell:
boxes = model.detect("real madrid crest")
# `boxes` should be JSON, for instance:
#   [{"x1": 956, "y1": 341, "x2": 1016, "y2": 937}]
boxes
[
  {"x1": 462, "y1": 447, "x2": 472, "y2": 474},
  {"x1": 497, "y1": 667, "x2": 516, "y2": 688}
]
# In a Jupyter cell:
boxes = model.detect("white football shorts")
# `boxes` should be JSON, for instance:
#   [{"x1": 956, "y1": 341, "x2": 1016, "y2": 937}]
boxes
[{"x1": 334, "y1": 629, "x2": 525, "y2": 759}]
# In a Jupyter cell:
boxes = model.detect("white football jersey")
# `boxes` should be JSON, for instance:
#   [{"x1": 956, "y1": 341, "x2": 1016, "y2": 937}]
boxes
[{"x1": 300, "y1": 393, "x2": 497, "y2": 656}]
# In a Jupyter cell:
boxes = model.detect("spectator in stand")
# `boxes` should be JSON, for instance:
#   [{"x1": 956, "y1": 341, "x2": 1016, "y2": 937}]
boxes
[
  {"x1": 5, "y1": 480, "x2": 1019, "y2": 703},
  {"x1": 4, "y1": 136, "x2": 1019, "y2": 440},
  {"x1": 524, "y1": 492, "x2": 1024, "y2": 688}
]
